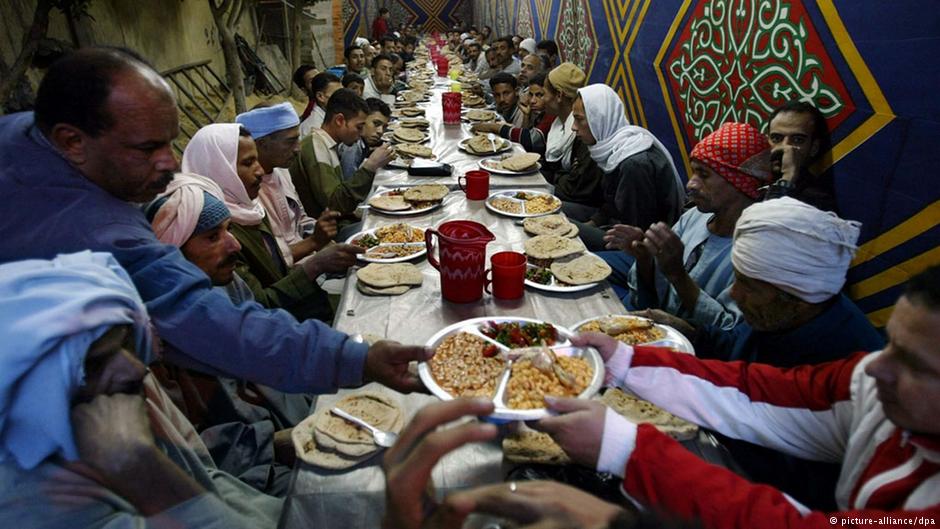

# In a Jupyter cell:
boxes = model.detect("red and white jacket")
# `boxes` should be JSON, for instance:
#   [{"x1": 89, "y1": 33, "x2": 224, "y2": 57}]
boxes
[{"x1": 597, "y1": 345, "x2": 940, "y2": 529}]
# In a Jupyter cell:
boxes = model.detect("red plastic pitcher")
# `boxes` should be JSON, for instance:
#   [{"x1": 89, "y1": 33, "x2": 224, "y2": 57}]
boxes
[{"x1": 425, "y1": 220, "x2": 496, "y2": 303}]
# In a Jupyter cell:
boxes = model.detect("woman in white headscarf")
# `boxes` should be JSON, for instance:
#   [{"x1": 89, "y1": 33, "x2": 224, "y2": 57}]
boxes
[
  {"x1": 0, "y1": 251, "x2": 281, "y2": 529},
  {"x1": 182, "y1": 124, "x2": 339, "y2": 323},
  {"x1": 571, "y1": 84, "x2": 686, "y2": 250}
]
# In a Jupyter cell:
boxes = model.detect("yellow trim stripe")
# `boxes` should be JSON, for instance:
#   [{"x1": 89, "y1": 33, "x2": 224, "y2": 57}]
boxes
[
  {"x1": 866, "y1": 306, "x2": 894, "y2": 328},
  {"x1": 853, "y1": 199, "x2": 940, "y2": 266},
  {"x1": 626, "y1": 0, "x2": 651, "y2": 128},
  {"x1": 654, "y1": 0, "x2": 695, "y2": 176},
  {"x1": 851, "y1": 246, "x2": 940, "y2": 300}
]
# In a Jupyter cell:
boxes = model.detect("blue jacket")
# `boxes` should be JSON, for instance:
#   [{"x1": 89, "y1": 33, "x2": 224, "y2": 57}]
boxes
[{"x1": 0, "y1": 112, "x2": 367, "y2": 392}]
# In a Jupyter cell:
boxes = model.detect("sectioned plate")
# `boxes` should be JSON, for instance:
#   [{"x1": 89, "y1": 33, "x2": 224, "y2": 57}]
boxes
[
  {"x1": 346, "y1": 226, "x2": 427, "y2": 263},
  {"x1": 479, "y1": 157, "x2": 542, "y2": 175},
  {"x1": 484, "y1": 189, "x2": 562, "y2": 218},
  {"x1": 571, "y1": 314, "x2": 695, "y2": 354},
  {"x1": 418, "y1": 317, "x2": 604, "y2": 421}
]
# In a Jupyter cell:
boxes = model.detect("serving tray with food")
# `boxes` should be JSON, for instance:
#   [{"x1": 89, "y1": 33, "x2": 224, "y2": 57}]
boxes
[
  {"x1": 366, "y1": 184, "x2": 449, "y2": 216},
  {"x1": 521, "y1": 235, "x2": 611, "y2": 293},
  {"x1": 347, "y1": 223, "x2": 427, "y2": 263},
  {"x1": 418, "y1": 317, "x2": 604, "y2": 420},
  {"x1": 478, "y1": 152, "x2": 542, "y2": 175},
  {"x1": 484, "y1": 189, "x2": 562, "y2": 218},
  {"x1": 572, "y1": 314, "x2": 694, "y2": 352}
]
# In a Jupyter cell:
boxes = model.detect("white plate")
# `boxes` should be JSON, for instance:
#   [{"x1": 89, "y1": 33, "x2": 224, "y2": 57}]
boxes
[
  {"x1": 417, "y1": 317, "x2": 605, "y2": 421},
  {"x1": 458, "y1": 137, "x2": 512, "y2": 156},
  {"x1": 524, "y1": 262, "x2": 599, "y2": 293},
  {"x1": 484, "y1": 189, "x2": 562, "y2": 218},
  {"x1": 571, "y1": 314, "x2": 695, "y2": 354},
  {"x1": 479, "y1": 157, "x2": 541, "y2": 176},
  {"x1": 368, "y1": 190, "x2": 445, "y2": 216},
  {"x1": 346, "y1": 227, "x2": 427, "y2": 263}
]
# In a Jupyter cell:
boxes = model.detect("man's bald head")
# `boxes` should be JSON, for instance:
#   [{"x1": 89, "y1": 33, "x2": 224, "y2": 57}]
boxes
[{"x1": 35, "y1": 47, "x2": 174, "y2": 137}]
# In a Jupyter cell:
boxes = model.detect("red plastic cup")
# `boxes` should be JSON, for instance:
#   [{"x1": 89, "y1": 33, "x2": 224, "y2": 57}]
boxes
[
  {"x1": 442, "y1": 92, "x2": 462, "y2": 124},
  {"x1": 485, "y1": 251, "x2": 527, "y2": 300},
  {"x1": 458, "y1": 170, "x2": 490, "y2": 200},
  {"x1": 437, "y1": 57, "x2": 449, "y2": 76}
]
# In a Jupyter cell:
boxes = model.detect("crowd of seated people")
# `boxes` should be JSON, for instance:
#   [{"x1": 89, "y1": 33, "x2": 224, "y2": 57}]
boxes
[{"x1": 0, "y1": 27, "x2": 936, "y2": 529}]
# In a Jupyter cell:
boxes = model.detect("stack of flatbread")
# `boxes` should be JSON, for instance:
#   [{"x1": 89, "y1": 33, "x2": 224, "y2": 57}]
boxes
[
  {"x1": 463, "y1": 94, "x2": 485, "y2": 108},
  {"x1": 463, "y1": 134, "x2": 507, "y2": 154},
  {"x1": 465, "y1": 109, "x2": 497, "y2": 122},
  {"x1": 394, "y1": 143, "x2": 434, "y2": 159},
  {"x1": 523, "y1": 214, "x2": 578, "y2": 238},
  {"x1": 496, "y1": 153, "x2": 541, "y2": 172},
  {"x1": 550, "y1": 254, "x2": 612, "y2": 285},
  {"x1": 393, "y1": 127, "x2": 426, "y2": 143},
  {"x1": 398, "y1": 90, "x2": 427, "y2": 102},
  {"x1": 523, "y1": 234, "x2": 585, "y2": 266},
  {"x1": 356, "y1": 262, "x2": 423, "y2": 295},
  {"x1": 396, "y1": 107, "x2": 425, "y2": 118},
  {"x1": 403, "y1": 184, "x2": 448, "y2": 202},
  {"x1": 292, "y1": 392, "x2": 405, "y2": 469},
  {"x1": 503, "y1": 428, "x2": 571, "y2": 465},
  {"x1": 399, "y1": 117, "x2": 430, "y2": 129},
  {"x1": 601, "y1": 388, "x2": 699, "y2": 441}
]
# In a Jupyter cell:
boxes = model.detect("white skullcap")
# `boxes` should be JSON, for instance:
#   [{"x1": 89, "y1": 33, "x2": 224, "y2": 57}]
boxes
[
  {"x1": 520, "y1": 38, "x2": 537, "y2": 54},
  {"x1": 463, "y1": 38, "x2": 475, "y2": 46},
  {"x1": 732, "y1": 197, "x2": 861, "y2": 303},
  {"x1": 354, "y1": 37, "x2": 370, "y2": 48}
]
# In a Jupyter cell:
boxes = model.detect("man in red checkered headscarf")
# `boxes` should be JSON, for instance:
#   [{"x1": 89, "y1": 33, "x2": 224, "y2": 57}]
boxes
[{"x1": 600, "y1": 122, "x2": 772, "y2": 331}]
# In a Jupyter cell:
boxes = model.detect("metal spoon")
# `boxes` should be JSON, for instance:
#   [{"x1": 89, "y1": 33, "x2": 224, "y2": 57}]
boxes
[{"x1": 330, "y1": 407, "x2": 399, "y2": 448}]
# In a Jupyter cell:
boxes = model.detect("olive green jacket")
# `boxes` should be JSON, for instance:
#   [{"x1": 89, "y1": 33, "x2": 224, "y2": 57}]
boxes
[
  {"x1": 289, "y1": 128, "x2": 375, "y2": 219},
  {"x1": 229, "y1": 216, "x2": 332, "y2": 323}
]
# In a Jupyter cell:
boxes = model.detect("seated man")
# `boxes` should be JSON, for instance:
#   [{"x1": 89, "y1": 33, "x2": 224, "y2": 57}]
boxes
[
  {"x1": 343, "y1": 44, "x2": 368, "y2": 77},
  {"x1": 236, "y1": 102, "x2": 338, "y2": 266},
  {"x1": 290, "y1": 88, "x2": 392, "y2": 224},
  {"x1": 0, "y1": 251, "x2": 282, "y2": 528},
  {"x1": 491, "y1": 36, "x2": 521, "y2": 76},
  {"x1": 642, "y1": 196, "x2": 885, "y2": 508},
  {"x1": 601, "y1": 122, "x2": 772, "y2": 330},
  {"x1": 342, "y1": 72, "x2": 365, "y2": 97},
  {"x1": 572, "y1": 84, "x2": 684, "y2": 241},
  {"x1": 362, "y1": 53, "x2": 400, "y2": 106},
  {"x1": 763, "y1": 100, "x2": 838, "y2": 213},
  {"x1": 472, "y1": 72, "x2": 554, "y2": 154},
  {"x1": 478, "y1": 47, "x2": 501, "y2": 80},
  {"x1": 464, "y1": 39, "x2": 483, "y2": 71},
  {"x1": 292, "y1": 64, "x2": 318, "y2": 120},
  {"x1": 538, "y1": 264, "x2": 940, "y2": 529},
  {"x1": 299, "y1": 72, "x2": 342, "y2": 136},
  {"x1": 536, "y1": 39, "x2": 559, "y2": 67},
  {"x1": 147, "y1": 174, "x2": 309, "y2": 495},
  {"x1": 182, "y1": 123, "x2": 361, "y2": 322},
  {"x1": 0, "y1": 46, "x2": 427, "y2": 400},
  {"x1": 518, "y1": 37, "x2": 536, "y2": 59},
  {"x1": 489, "y1": 72, "x2": 526, "y2": 128},
  {"x1": 339, "y1": 97, "x2": 391, "y2": 181},
  {"x1": 541, "y1": 63, "x2": 605, "y2": 222}
]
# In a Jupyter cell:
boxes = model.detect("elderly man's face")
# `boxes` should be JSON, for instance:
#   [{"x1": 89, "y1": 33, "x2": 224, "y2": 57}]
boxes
[
  {"x1": 729, "y1": 270, "x2": 807, "y2": 332},
  {"x1": 768, "y1": 110, "x2": 820, "y2": 174},
  {"x1": 492, "y1": 82, "x2": 518, "y2": 114},
  {"x1": 236, "y1": 136, "x2": 265, "y2": 200},
  {"x1": 520, "y1": 54, "x2": 542, "y2": 83},
  {"x1": 74, "y1": 325, "x2": 146, "y2": 403},
  {"x1": 348, "y1": 48, "x2": 365, "y2": 71},
  {"x1": 570, "y1": 97, "x2": 596, "y2": 146},
  {"x1": 865, "y1": 295, "x2": 940, "y2": 435},
  {"x1": 256, "y1": 126, "x2": 300, "y2": 171},
  {"x1": 67, "y1": 71, "x2": 180, "y2": 203},
  {"x1": 362, "y1": 111, "x2": 389, "y2": 147},
  {"x1": 373, "y1": 59, "x2": 394, "y2": 90},
  {"x1": 686, "y1": 159, "x2": 743, "y2": 213},
  {"x1": 182, "y1": 218, "x2": 242, "y2": 286}
]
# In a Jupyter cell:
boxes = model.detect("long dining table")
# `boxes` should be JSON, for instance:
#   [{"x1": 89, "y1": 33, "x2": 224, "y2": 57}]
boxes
[{"x1": 281, "y1": 74, "x2": 738, "y2": 529}]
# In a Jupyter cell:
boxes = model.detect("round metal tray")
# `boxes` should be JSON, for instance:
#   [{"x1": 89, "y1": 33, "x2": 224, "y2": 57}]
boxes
[{"x1": 418, "y1": 316, "x2": 605, "y2": 421}]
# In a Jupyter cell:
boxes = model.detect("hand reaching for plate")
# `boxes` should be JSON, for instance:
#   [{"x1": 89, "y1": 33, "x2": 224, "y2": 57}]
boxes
[
  {"x1": 364, "y1": 143, "x2": 395, "y2": 172},
  {"x1": 530, "y1": 397, "x2": 607, "y2": 468},
  {"x1": 471, "y1": 122, "x2": 501, "y2": 135}
]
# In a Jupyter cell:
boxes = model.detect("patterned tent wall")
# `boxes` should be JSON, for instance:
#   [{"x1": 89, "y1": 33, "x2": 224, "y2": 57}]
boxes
[
  {"x1": 475, "y1": 0, "x2": 940, "y2": 326},
  {"x1": 341, "y1": 0, "x2": 474, "y2": 47}
]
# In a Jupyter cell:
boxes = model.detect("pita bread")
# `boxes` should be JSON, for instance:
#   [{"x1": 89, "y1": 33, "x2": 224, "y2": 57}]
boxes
[
  {"x1": 503, "y1": 430, "x2": 571, "y2": 465},
  {"x1": 395, "y1": 143, "x2": 434, "y2": 159},
  {"x1": 368, "y1": 194, "x2": 411, "y2": 211},
  {"x1": 550, "y1": 254, "x2": 612, "y2": 285},
  {"x1": 500, "y1": 153, "x2": 541, "y2": 172},
  {"x1": 403, "y1": 184, "x2": 448, "y2": 202},
  {"x1": 357, "y1": 282, "x2": 411, "y2": 296},
  {"x1": 523, "y1": 214, "x2": 576, "y2": 236},
  {"x1": 601, "y1": 388, "x2": 699, "y2": 441},
  {"x1": 524, "y1": 235, "x2": 585, "y2": 259},
  {"x1": 393, "y1": 127, "x2": 426, "y2": 142},
  {"x1": 464, "y1": 134, "x2": 506, "y2": 154},
  {"x1": 466, "y1": 109, "x2": 497, "y2": 122},
  {"x1": 399, "y1": 118, "x2": 430, "y2": 129},
  {"x1": 291, "y1": 412, "x2": 377, "y2": 470},
  {"x1": 356, "y1": 262, "x2": 424, "y2": 288},
  {"x1": 463, "y1": 94, "x2": 485, "y2": 107},
  {"x1": 400, "y1": 107, "x2": 425, "y2": 117},
  {"x1": 314, "y1": 392, "x2": 404, "y2": 456}
]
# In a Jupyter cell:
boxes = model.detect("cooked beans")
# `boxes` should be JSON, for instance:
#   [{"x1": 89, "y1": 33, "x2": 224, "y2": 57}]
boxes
[
  {"x1": 506, "y1": 356, "x2": 593, "y2": 409},
  {"x1": 429, "y1": 333, "x2": 505, "y2": 398}
]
